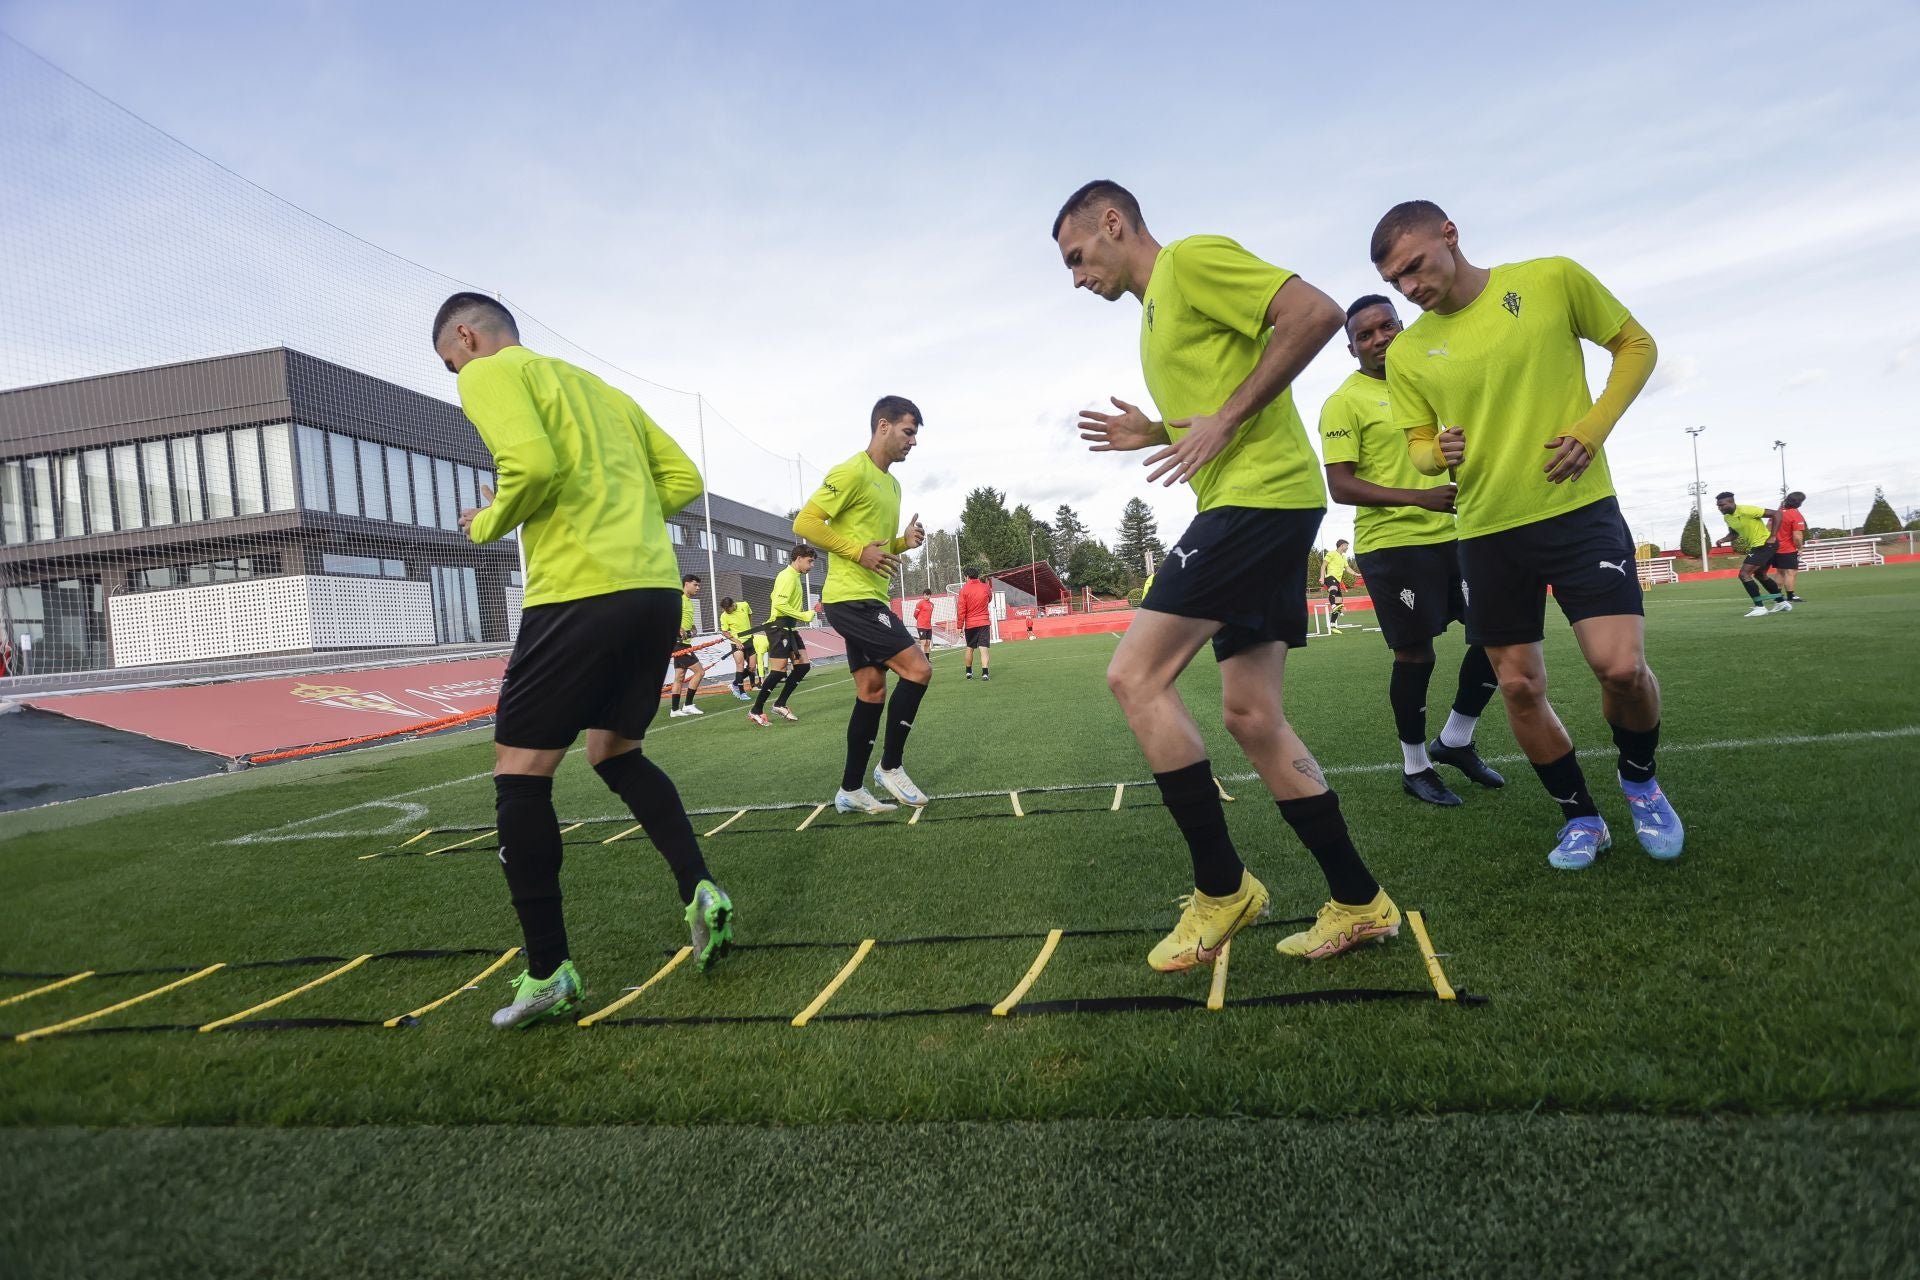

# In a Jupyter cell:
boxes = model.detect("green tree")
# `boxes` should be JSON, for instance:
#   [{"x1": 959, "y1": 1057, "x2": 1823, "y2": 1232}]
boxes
[
  {"x1": 1679, "y1": 508, "x2": 1704, "y2": 559},
  {"x1": 1009, "y1": 503, "x2": 1057, "y2": 565},
  {"x1": 1066, "y1": 539, "x2": 1128, "y2": 595},
  {"x1": 959, "y1": 487, "x2": 1015, "y2": 570},
  {"x1": 1862, "y1": 487, "x2": 1901, "y2": 535},
  {"x1": 1115, "y1": 497, "x2": 1165, "y2": 575},
  {"x1": 1052, "y1": 504, "x2": 1089, "y2": 564}
]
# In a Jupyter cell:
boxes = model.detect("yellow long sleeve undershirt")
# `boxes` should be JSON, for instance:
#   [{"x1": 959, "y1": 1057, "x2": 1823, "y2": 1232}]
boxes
[{"x1": 792, "y1": 501, "x2": 911, "y2": 560}]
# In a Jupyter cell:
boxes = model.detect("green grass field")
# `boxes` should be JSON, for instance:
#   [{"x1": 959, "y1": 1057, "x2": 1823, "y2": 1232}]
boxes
[{"x1": 4, "y1": 567, "x2": 1918, "y2": 1277}]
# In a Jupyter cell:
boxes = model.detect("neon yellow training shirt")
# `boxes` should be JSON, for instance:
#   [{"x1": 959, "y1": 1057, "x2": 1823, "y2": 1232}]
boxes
[
  {"x1": 804, "y1": 451, "x2": 902, "y2": 604},
  {"x1": 1385, "y1": 257, "x2": 1630, "y2": 540},
  {"x1": 1726, "y1": 504, "x2": 1774, "y2": 548},
  {"x1": 1138, "y1": 235, "x2": 1327, "y2": 512},
  {"x1": 1318, "y1": 371, "x2": 1455, "y2": 554},
  {"x1": 680, "y1": 591, "x2": 696, "y2": 636},
  {"x1": 770, "y1": 564, "x2": 816, "y2": 624},
  {"x1": 719, "y1": 602, "x2": 752, "y2": 637},
  {"x1": 457, "y1": 345, "x2": 701, "y2": 608},
  {"x1": 1324, "y1": 549, "x2": 1350, "y2": 581}
]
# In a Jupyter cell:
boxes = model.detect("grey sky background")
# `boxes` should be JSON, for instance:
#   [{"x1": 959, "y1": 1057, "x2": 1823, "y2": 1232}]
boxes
[{"x1": 3, "y1": 0, "x2": 1917, "y2": 557}]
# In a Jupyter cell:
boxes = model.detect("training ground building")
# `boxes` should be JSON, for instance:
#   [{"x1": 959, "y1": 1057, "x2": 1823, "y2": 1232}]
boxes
[{"x1": 0, "y1": 348, "x2": 803, "y2": 679}]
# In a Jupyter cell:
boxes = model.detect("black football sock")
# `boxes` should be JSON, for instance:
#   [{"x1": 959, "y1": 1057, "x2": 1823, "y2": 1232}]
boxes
[
  {"x1": 594, "y1": 750, "x2": 710, "y2": 905},
  {"x1": 1532, "y1": 750, "x2": 1601, "y2": 823},
  {"x1": 879, "y1": 676, "x2": 929, "y2": 770},
  {"x1": 1277, "y1": 790, "x2": 1379, "y2": 907},
  {"x1": 1388, "y1": 659, "x2": 1435, "y2": 746},
  {"x1": 1610, "y1": 720, "x2": 1660, "y2": 785},
  {"x1": 1153, "y1": 760, "x2": 1244, "y2": 897},
  {"x1": 1758, "y1": 574, "x2": 1782, "y2": 600},
  {"x1": 752, "y1": 671, "x2": 784, "y2": 714},
  {"x1": 494, "y1": 774, "x2": 568, "y2": 979},
  {"x1": 1453, "y1": 645, "x2": 1500, "y2": 718},
  {"x1": 671, "y1": 691, "x2": 682, "y2": 711},
  {"x1": 776, "y1": 661, "x2": 808, "y2": 707},
  {"x1": 1741, "y1": 578, "x2": 1762, "y2": 601},
  {"x1": 842, "y1": 698, "x2": 884, "y2": 791}
]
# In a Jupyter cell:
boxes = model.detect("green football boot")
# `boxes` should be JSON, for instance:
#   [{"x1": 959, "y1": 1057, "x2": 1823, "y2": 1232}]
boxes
[
  {"x1": 489, "y1": 959, "x2": 583, "y2": 1029},
  {"x1": 685, "y1": 880, "x2": 735, "y2": 971}
]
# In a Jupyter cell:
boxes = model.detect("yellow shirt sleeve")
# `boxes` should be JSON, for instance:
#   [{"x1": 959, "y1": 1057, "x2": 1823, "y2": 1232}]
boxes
[
  {"x1": 458, "y1": 356, "x2": 558, "y2": 545},
  {"x1": 1172, "y1": 236, "x2": 1295, "y2": 341},
  {"x1": 636, "y1": 406, "x2": 703, "y2": 519},
  {"x1": 1317, "y1": 392, "x2": 1361, "y2": 466},
  {"x1": 1386, "y1": 347, "x2": 1446, "y2": 475},
  {"x1": 793, "y1": 501, "x2": 862, "y2": 562},
  {"x1": 1562, "y1": 318, "x2": 1656, "y2": 455}
]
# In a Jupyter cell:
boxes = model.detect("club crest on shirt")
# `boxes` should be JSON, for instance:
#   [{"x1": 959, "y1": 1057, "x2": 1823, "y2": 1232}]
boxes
[
  {"x1": 1503, "y1": 291, "x2": 1522, "y2": 317},
  {"x1": 1146, "y1": 299, "x2": 1155, "y2": 331}
]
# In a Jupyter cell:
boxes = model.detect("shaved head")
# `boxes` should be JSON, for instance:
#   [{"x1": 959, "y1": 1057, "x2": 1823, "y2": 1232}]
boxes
[
  {"x1": 1370, "y1": 200, "x2": 1449, "y2": 265},
  {"x1": 1051, "y1": 180, "x2": 1145, "y2": 242},
  {"x1": 431, "y1": 291, "x2": 519, "y2": 346}
]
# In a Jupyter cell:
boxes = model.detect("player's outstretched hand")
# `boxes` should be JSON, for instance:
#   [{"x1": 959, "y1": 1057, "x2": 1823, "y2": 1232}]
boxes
[
  {"x1": 902, "y1": 512, "x2": 926, "y2": 550},
  {"x1": 458, "y1": 484, "x2": 495, "y2": 536},
  {"x1": 1146, "y1": 412, "x2": 1234, "y2": 487},
  {"x1": 859, "y1": 541, "x2": 899, "y2": 574},
  {"x1": 1079, "y1": 397, "x2": 1160, "y2": 452},
  {"x1": 1413, "y1": 483, "x2": 1459, "y2": 513},
  {"x1": 1437, "y1": 427, "x2": 1466, "y2": 468},
  {"x1": 1542, "y1": 435, "x2": 1592, "y2": 484}
]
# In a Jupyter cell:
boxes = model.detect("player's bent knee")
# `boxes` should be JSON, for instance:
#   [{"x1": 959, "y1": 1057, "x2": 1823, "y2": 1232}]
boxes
[
  {"x1": 1595, "y1": 660, "x2": 1649, "y2": 698},
  {"x1": 1221, "y1": 700, "x2": 1278, "y2": 743},
  {"x1": 1498, "y1": 671, "x2": 1548, "y2": 705}
]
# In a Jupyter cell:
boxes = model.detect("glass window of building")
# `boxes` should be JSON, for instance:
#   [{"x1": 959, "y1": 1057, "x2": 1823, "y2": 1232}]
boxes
[
  {"x1": 668, "y1": 522, "x2": 685, "y2": 545},
  {"x1": 169, "y1": 437, "x2": 205, "y2": 523},
  {"x1": 58, "y1": 455, "x2": 84, "y2": 537},
  {"x1": 753, "y1": 542, "x2": 769, "y2": 561},
  {"x1": 296, "y1": 426, "x2": 329, "y2": 511},
  {"x1": 25, "y1": 457, "x2": 55, "y2": 541},
  {"x1": 410, "y1": 451, "x2": 436, "y2": 527},
  {"x1": 201, "y1": 433, "x2": 234, "y2": 519},
  {"x1": 111, "y1": 445, "x2": 144, "y2": 530},
  {"x1": 725, "y1": 535, "x2": 745, "y2": 557},
  {"x1": 328, "y1": 432, "x2": 359, "y2": 518},
  {"x1": 434, "y1": 458, "x2": 457, "y2": 529},
  {"x1": 456, "y1": 464, "x2": 477, "y2": 513},
  {"x1": 384, "y1": 446, "x2": 412, "y2": 524},
  {"x1": 82, "y1": 450, "x2": 112, "y2": 532},
  {"x1": 382, "y1": 558, "x2": 405, "y2": 578},
  {"x1": 322, "y1": 553, "x2": 384, "y2": 576},
  {"x1": 231, "y1": 428, "x2": 264, "y2": 516},
  {"x1": 0, "y1": 461, "x2": 23, "y2": 544},
  {"x1": 262, "y1": 423, "x2": 296, "y2": 512},
  {"x1": 140, "y1": 440, "x2": 174, "y2": 526},
  {"x1": 696, "y1": 528, "x2": 710, "y2": 549},
  {"x1": 358, "y1": 440, "x2": 387, "y2": 522}
]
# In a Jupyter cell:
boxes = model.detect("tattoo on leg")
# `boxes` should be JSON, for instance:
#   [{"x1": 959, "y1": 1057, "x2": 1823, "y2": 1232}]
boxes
[{"x1": 1290, "y1": 757, "x2": 1325, "y2": 787}]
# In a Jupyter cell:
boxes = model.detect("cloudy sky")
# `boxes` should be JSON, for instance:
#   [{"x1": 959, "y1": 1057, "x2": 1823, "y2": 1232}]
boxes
[{"x1": 3, "y1": 0, "x2": 1917, "y2": 556}]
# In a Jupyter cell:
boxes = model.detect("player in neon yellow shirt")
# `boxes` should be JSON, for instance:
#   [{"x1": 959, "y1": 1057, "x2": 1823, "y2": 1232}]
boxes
[
  {"x1": 1321, "y1": 540, "x2": 1351, "y2": 626},
  {"x1": 1057, "y1": 179, "x2": 1399, "y2": 969},
  {"x1": 1714, "y1": 491, "x2": 1792, "y2": 616},
  {"x1": 793, "y1": 397, "x2": 931, "y2": 814},
  {"x1": 718, "y1": 596, "x2": 755, "y2": 700},
  {"x1": 1319, "y1": 294, "x2": 1503, "y2": 809},
  {"x1": 749, "y1": 544, "x2": 817, "y2": 725},
  {"x1": 433, "y1": 291, "x2": 731, "y2": 1028},
  {"x1": 1374, "y1": 199, "x2": 1680, "y2": 869},
  {"x1": 668, "y1": 575, "x2": 706, "y2": 717}
]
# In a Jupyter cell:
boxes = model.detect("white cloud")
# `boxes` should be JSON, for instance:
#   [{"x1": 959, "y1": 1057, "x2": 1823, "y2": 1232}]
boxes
[{"x1": 1785, "y1": 369, "x2": 1830, "y2": 390}]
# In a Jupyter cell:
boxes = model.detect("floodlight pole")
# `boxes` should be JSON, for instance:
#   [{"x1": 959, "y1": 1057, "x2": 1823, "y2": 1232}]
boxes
[
  {"x1": 1685, "y1": 425, "x2": 1709, "y2": 572},
  {"x1": 1773, "y1": 440, "x2": 1787, "y2": 498},
  {"x1": 696, "y1": 396, "x2": 719, "y2": 631}
]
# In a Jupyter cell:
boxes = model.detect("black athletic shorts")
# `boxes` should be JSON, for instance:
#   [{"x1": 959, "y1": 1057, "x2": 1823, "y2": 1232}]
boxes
[
  {"x1": 1771, "y1": 552, "x2": 1800, "y2": 571},
  {"x1": 824, "y1": 599, "x2": 916, "y2": 671},
  {"x1": 964, "y1": 625, "x2": 992, "y2": 648},
  {"x1": 766, "y1": 622, "x2": 805, "y2": 661},
  {"x1": 1322, "y1": 576, "x2": 1343, "y2": 594},
  {"x1": 1355, "y1": 541, "x2": 1466, "y2": 651},
  {"x1": 672, "y1": 642, "x2": 699, "y2": 671},
  {"x1": 496, "y1": 587, "x2": 679, "y2": 750},
  {"x1": 1743, "y1": 542, "x2": 1779, "y2": 572},
  {"x1": 1458, "y1": 496, "x2": 1642, "y2": 647},
  {"x1": 1141, "y1": 506, "x2": 1320, "y2": 661},
  {"x1": 917, "y1": 627, "x2": 934, "y2": 641}
]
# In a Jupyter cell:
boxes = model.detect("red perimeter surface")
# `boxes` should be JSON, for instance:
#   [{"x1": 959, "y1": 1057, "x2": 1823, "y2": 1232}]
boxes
[
  {"x1": 27, "y1": 625, "x2": 853, "y2": 760},
  {"x1": 28, "y1": 657, "x2": 513, "y2": 759}
]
